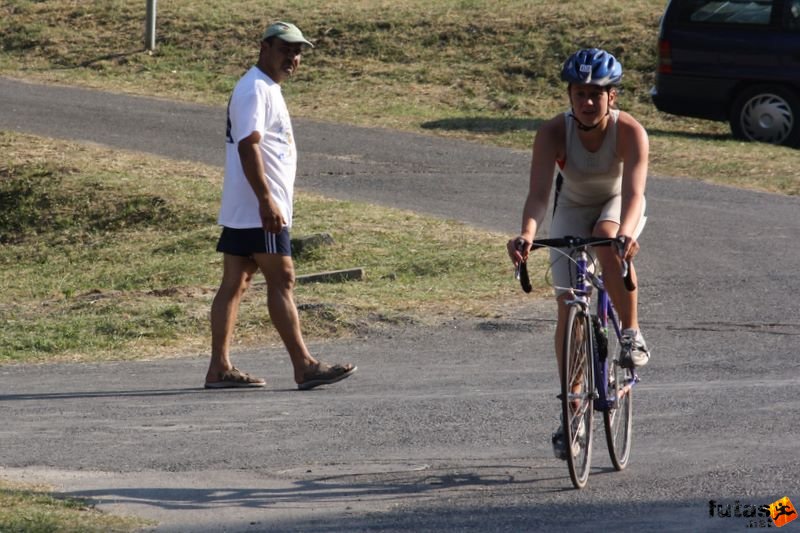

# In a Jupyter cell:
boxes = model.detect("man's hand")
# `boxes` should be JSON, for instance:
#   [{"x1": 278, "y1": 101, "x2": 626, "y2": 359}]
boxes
[
  {"x1": 238, "y1": 132, "x2": 286, "y2": 233},
  {"x1": 259, "y1": 197, "x2": 286, "y2": 234}
]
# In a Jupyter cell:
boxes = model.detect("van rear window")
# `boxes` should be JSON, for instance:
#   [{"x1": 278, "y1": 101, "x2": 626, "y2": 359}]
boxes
[{"x1": 677, "y1": 0, "x2": 774, "y2": 25}]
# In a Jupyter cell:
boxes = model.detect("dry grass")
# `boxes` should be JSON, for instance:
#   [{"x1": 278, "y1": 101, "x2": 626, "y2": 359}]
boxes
[
  {"x1": 0, "y1": 130, "x2": 538, "y2": 364},
  {"x1": 1, "y1": 0, "x2": 797, "y2": 194}
]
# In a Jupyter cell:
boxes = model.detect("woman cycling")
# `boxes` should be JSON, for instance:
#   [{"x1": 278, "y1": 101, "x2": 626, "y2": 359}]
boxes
[{"x1": 506, "y1": 48, "x2": 651, "y2": 459}]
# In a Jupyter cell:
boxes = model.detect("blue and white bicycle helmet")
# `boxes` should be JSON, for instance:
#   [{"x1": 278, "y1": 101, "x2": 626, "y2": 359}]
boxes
[{"x1": 560, "y1": 48, "x2": 623, "y2": 86}]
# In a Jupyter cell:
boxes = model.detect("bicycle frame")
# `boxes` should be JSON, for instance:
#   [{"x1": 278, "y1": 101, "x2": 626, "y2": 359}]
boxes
[
  {"x1": 515, "y1": 235, "x2": 641, "y2": 485},
  {"x1": 564, "y1": 246, "x2": 639, "y2": 413}
]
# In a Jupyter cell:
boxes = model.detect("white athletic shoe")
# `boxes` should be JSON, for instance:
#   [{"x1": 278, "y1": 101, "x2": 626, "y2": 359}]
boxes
[{"x1": 621, "y1": 328, "x2": 650, "y2": 368}]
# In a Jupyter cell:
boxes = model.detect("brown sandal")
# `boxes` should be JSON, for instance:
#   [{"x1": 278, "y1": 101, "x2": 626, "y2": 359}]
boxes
[
  {"x1": 298, "y1": 362, "x2": 357, "y2": 390},
  {"x1": 205, "y1": 367, "x2": 266, "y2": 389}
]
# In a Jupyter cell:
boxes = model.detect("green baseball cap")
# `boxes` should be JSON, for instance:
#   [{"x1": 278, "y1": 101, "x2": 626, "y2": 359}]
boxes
[{"x1": 262, "y1": 21, "x2": 314, "y2": 47}]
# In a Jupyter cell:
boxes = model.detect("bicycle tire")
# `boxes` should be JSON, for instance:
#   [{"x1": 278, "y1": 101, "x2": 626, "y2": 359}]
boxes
[
  {"x1": 562, "y1": 304, "x2": 594, "y2": 489},
  {"x1": 603, "y1": 327, "x2": 633, "y2": 470}
]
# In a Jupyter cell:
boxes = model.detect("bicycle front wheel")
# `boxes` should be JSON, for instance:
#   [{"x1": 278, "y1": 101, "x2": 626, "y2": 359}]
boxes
[
  {"x1": 604, "y1": 329, "x2": 633, "y2": 470},
  {"x1": 562, "y1": 304, "x2": 594, "y2": 489}
]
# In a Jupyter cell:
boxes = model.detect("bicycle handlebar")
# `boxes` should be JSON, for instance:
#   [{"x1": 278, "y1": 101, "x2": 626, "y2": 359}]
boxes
[{"x1": 515, "y1": 235, "x2": 636, "y2": 293}]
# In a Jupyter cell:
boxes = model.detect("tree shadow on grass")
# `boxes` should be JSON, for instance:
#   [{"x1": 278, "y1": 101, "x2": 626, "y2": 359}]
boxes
[
  {"x1": 647, "y1": 128, "x2": 732, "y2": 142},
  {"x1": 421, "y1": 117, "x2": 741, "y2": 144},
  {"x1": 50, "y1": 49, "x2": 147, "y2": 70},
  {"x1": 421, "y1": 117, "x2": 545, "y2": 134}
]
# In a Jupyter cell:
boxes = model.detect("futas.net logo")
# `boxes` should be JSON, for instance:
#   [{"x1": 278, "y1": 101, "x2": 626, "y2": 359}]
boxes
[{"x1": 709, "y1": 497, "x2": 797, "y2": 528}]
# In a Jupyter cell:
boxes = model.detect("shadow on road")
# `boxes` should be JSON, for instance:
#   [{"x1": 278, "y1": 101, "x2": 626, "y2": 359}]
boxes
[
  {"x1": 0, "y1": 387, "x2": 216, "y2": 401},
  {"x1": 60, "y1": 469, "x2": 733, "y2": 532},
  {"x1": 64, "y1": 465, "x2": 569, "y2": 511}
]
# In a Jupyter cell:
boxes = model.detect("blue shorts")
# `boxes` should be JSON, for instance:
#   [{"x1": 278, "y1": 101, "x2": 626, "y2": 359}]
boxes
[{"x1": 215, "y1": 227, "x2": 292, "y2": 257}]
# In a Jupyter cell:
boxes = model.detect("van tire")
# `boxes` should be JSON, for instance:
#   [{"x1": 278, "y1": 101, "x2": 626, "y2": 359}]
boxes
[{"x1": 730, "y1": 85, "x2": 800, "y2": 147}]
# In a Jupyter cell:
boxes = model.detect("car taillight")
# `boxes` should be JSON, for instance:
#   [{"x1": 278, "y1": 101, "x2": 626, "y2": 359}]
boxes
[{"x1": 658, "y1": 39, "x2": 672, "y2": 74}]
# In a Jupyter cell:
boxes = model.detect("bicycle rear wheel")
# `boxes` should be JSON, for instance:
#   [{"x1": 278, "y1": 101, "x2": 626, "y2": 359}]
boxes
[
  {"x1": 604, "y1": 328, "x2": 633, "y2": 470},
  {"x1": 562, "y1": 304, "x2": 594, "y2": 489}
]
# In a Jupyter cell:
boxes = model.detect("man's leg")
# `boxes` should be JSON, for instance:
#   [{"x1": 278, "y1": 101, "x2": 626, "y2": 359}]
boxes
[
  {"x1": 253, "y1": 252, "x2": 355, "y2": 386},
  {"x1": 206, "y1": 253, "x2": 261, "y2": 384},
  {"x1": 252, "y1": 253, "x2": 318, "y2": 382}
]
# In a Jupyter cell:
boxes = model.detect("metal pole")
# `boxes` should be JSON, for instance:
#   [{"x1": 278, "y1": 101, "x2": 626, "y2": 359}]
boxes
[{"x1": 145, "y1": 0, "x2": 157, "y2": 51}]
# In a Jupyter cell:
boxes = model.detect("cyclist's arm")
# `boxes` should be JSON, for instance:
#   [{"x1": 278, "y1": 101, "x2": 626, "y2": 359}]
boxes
[
  {"x1": 510, "y1": 116, "x2": 565, "y2": 263},
  {"x1": 616, "y1": 112, "x2": 649, "y2": 260}
]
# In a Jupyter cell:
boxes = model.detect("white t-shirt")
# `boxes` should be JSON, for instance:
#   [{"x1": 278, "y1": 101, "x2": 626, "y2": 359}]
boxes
[{"x1": 218, "y1": 66, "x2": 297, "y2": 229}]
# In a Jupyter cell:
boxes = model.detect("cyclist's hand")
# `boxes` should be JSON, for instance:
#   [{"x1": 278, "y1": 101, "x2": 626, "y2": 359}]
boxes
[
  {"x1": 617, "y1": 235, "x2": 640, "y2": 261},
  {"x1": 507, "y1": 236, "x2": 531, "y2": 266}
]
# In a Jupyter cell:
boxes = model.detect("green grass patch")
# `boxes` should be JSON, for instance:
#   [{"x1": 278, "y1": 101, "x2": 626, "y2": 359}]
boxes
[
  {"x1": 0, "y1": 130, "x2": 543, "y2": 364},
  {"x1": 0, "y1": 0, "x2": 796, "y2": 195},
  {"x1": 0, "y1": 478, "x2": 148, "y2": 532}
]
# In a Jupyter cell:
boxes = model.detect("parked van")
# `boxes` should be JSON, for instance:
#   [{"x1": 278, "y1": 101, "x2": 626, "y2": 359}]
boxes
[{"x1": 651, "y1": 0, "x2": 800, "y2": 147}]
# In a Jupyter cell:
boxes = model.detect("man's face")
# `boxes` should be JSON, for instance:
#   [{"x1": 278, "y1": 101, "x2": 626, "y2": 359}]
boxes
[{"x1": 260, "y1": 38, "x2": 304, "y2": 82}]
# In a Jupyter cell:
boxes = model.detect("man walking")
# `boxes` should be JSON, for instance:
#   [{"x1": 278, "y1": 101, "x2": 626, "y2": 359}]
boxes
[{"x1": 205, "y1": 21, "x2": 356, "y2": 390}]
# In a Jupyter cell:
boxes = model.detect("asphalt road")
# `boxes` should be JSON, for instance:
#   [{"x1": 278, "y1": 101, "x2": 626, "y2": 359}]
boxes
[{"x1": 1, "y1": 76, "x2": 799, "y2": 532}]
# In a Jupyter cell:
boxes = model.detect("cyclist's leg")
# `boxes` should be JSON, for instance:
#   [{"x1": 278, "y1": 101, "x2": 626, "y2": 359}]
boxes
[
  {"x1": 549, "y1": 204, "x2": 599, "y2": 381},
  {"x1": 594, "y1": 196, "x2": 650, "y2": 366},
  {"x1": 554, "y1": 294, "x2": 570, "y2": 381},
  {"x1": 554, "y1": 294, "x2": 587, "y2": 415},
  {"x1": 593, "y1": 194, "x2": 647, "y2": 330},
  {"x1": 550, "y1": 204, "x2": 598, "y2": 460},
  {"x1": 594, "y1": 219, "x2": 639, "y2": 331}
]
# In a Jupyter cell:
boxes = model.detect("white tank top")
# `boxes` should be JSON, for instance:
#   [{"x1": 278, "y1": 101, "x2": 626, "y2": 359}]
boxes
[{"x1": 557, "y1": 109, "x2": 623, "y2": 208}]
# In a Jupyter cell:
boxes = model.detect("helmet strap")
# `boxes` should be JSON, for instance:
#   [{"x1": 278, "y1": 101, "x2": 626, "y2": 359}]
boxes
[{"x1": 568, "y1": 110, "x2": 609, "y2": 131}]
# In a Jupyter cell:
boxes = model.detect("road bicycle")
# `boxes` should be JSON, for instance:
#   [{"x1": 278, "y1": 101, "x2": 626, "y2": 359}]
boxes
[{"x1": 516, "y1": 235, "x2": 640, "y2": 489}]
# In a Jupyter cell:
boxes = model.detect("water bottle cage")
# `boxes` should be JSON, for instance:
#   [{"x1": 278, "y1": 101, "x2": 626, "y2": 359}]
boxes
[{"x1": 591, "y1": 316, "x2": 608, "y2": 359}]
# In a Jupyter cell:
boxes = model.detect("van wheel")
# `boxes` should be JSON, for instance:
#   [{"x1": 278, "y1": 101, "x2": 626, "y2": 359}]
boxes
[{"x1": 730, "y1": 85, "x2": 800, "y2": 147}]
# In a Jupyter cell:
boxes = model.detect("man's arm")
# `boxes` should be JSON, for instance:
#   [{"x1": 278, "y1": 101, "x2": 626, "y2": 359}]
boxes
[{"x1": 238, "y1": 131, "x2": 285, "y2": 234}]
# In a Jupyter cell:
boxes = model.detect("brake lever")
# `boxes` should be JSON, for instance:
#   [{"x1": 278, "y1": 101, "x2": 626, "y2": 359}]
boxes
[
  {"x1": 617, "y1": 236, "x2": 636, "y2": 292},
  {"x1": 513, "y1": 239, "x2": 534, "y2": 293}
]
